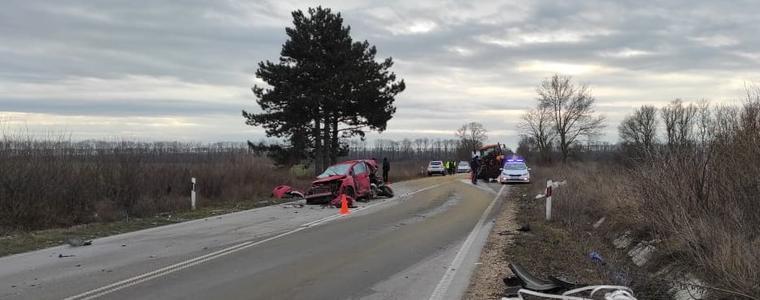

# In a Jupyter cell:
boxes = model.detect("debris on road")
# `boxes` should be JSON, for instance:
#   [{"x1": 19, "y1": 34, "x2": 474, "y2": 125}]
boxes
[
  {"x1": 517, "y1": 224, "x2": 531, "y2": 232},
  {"x1": 65, "y1": 237, "x2": 92, "y2": 247},
  {"x1": 272, "y1": 185, "x2": 304, "y2": 199},
  {"x1": 281, "y1": 203, "x2": 305, "y2": 209},
  {"x1": 58, "y1": 254, "x2": 75, "y2": 258}
]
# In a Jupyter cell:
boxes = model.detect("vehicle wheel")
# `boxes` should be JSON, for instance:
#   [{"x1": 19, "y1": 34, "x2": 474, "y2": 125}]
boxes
[
  {"x1": 380, "y1": 185, "x2": 394, "y2": 198},
  {"x1": 344, "y1": 187, "x2": 357, "y2": 206}
]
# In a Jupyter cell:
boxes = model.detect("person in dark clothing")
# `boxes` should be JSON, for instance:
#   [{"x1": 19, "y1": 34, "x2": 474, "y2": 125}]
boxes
[
  {"x1": 382, "y1": 157, "x2": 390, "y2": 183},
  {"x1": 470, "y1": 155, "x2": 481, "y2": 184}
]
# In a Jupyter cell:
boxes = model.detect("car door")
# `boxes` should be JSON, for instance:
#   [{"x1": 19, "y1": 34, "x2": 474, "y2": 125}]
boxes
[{"x1": 351, "y1": 162, "x2": 370, "y2": 196}]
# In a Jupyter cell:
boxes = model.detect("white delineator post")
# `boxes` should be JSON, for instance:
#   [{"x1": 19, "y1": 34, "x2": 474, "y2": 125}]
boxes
[
  {"x1": 191, "y1": 177, "x2": 197, "y2": 210},
  {"x1": 545, "y1": 179, "x2": 553, "y2": 221}
]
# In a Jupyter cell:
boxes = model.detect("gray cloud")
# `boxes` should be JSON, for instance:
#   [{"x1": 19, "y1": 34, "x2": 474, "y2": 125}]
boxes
[{"x1": 1, "y1": 0, "x2": 760, "y2": 147}]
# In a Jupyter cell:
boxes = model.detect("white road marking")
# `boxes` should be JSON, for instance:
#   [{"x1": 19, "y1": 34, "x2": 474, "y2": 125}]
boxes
[
  {"x1": 458, "y1": 179, "x2": 498, "y2": 194},
  {"x1": 63, "y1": 181, "x2": 445, "y2": 300},
  {"x1": 428, "y1": 184, "x2": 506, "y2": 300}
]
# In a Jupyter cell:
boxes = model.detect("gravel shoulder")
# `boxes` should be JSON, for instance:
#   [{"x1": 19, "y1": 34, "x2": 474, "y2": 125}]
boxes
[{"x1": 462, "y1": 183, "x2": 520, "y2": 300}]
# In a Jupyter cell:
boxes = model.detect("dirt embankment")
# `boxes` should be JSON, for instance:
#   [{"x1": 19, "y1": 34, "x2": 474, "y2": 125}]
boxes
[{"x1": 464, "y1": 175, "x2": 676, "y2": 299}]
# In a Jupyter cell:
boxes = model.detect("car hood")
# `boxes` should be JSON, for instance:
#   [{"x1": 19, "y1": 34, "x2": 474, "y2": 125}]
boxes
[
  {"x1": 312, "y1": 175, "x2": 346, "y2": 184},
  {"x1": 502, "y1": 170, "x2": 528, "y2": 176}
]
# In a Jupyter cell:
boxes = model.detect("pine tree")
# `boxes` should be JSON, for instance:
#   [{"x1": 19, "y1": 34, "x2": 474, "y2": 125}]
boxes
[{"x1": 243, "y1": 6, "x2": 404, "y2": 173}]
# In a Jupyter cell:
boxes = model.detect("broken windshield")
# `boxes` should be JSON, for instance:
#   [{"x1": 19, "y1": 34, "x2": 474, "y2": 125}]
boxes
[{"x1": 317, "y1": 164, "x2": 351, "y2": 178}]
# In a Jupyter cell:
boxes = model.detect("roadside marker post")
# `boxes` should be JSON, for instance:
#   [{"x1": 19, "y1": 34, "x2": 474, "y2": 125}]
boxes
[
  {"x1": 191, "y1": 177, "x2": 197, "y2": 210},
  {"x1": 545, "y1": 179, "x2": 553, "y2": 221}
]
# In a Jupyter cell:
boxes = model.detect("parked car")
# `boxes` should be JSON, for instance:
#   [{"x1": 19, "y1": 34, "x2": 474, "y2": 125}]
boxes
[
  {"x1": 305, "y1": 159, "x2": 393, "y2": 206},
  {"x1": 456, "y1": 161, "x2": 471, "y2": 173},
  {"x1": 427, "y1": 160, "x2": 446, "y2": 176},
  {"x1": 498, "y1": 157, "x2": 531, "y2": 184}
]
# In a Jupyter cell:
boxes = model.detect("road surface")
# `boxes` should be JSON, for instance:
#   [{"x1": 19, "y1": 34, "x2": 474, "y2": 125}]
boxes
[{"x1": 0, "y1": 175, "x2": 509, "y2": 300}]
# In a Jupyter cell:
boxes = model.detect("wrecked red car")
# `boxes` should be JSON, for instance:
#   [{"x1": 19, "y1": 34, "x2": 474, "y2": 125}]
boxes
[{"x1": 305, "y1": 159, "x2": 393, "y2": 207}]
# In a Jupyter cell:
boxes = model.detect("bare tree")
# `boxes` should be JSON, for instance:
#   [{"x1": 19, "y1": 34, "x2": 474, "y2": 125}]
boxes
[
  {"x1": 455, "y1": 122, "x2": 488, "y2": 154},
  {"x1": 695, "y1": 100, "x2": 712, "y2": 144},
  {"x1": 519, "y1": 104, "x2": 556, "y2": 162},
  {"x1": 400, "y1": 138, "x2": 412, "y2": 158},
  {"x1": 537, "y1": 74, "x2": 605, "y2": 162},
  {"x1": 413, "y1": 138, "x2": 423, "y2": 154},
  {"x1": 661, "y1": 99, "x2": 697, "y2": 149},
  {"x1": 618, "y1": 105, "x2": 658, "y2": 155}
]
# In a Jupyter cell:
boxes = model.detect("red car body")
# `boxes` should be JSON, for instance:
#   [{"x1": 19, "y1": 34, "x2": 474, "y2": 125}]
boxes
[{"x1": 305, "y1": 160, "x2": 377, "y2": 206}]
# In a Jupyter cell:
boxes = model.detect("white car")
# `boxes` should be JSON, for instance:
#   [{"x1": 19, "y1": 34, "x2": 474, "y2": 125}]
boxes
[
  {"x1": 498, "y1": 159, "x2": 531, "y2": 184},
  {"x1": 456, "y1": 161, "x2": 471, "y2": 173},
  {"x1": 427, "y1": 161, "x2": 446, "y2": 176}
]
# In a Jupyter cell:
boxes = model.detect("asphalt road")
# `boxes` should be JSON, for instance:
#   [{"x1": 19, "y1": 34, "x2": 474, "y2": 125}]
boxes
[{"x1": 0, "y1": 175, "x2": 508, "y2": 300}]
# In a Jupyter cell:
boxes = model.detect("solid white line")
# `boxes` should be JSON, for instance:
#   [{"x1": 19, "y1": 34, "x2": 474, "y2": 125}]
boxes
[
  {"x1": 428, "y1": 184, "x2": 506, "y2": 300},
  {"x1": 64, "y1": 181, "x2": 445, "y2": 300}
]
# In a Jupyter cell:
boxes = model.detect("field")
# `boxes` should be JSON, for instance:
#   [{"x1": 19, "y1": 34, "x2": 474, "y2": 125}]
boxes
[{"x1": 0, "y1": 137, "x2": 434, "y2": 256}]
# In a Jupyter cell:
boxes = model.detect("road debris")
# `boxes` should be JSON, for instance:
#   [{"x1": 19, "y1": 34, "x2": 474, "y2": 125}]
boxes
[
  {"x1": 588, "y1": 250, "x2": 605, "y2": 265},
  {"x1": 592, "y1": 217, "x2": 606, "y2": 229},
  {"x1": 613, "y1": 231, "x2": 633, "y2": 249},
  {"x1": 58, "y1": 254, "x2": 75, "y2": 258},
  {"x1": 517, "y1": 224, "x2": 531, "y2": 232},
  {"x1": 628, "y1": 241, "x2": 656, "y2": 266},
  {"x1": 65, "y1": 237, "x2": 92, "y2": 247},
  {"x1": 272, "y1": 185, "x2": 304, "y2": 199}
]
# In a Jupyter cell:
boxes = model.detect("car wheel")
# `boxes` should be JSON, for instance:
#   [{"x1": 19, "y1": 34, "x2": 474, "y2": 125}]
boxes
[
  {"x1": 380, "y1": 185, "x2": 394, "y2": 198},
  {"x1": 345, "y1": 187, "x2": 356, "y2": 207}
]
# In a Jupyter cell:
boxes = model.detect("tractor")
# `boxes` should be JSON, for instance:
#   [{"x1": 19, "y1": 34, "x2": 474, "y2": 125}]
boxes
[{"x1": 476, "y1": 143, "x2": 509, "y2": 181}]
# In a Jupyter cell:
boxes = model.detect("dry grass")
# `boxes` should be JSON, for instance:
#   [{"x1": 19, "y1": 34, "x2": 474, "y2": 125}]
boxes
[
  {"x1": 0, "y1": 135, "x2": 428, "y2": 256},
  {"x1": 0, "y1": 138, "x2": 313, "y2": 232},
  {"x1": 521, "y1": 93, "x2": 760, "y2": 299},
  {"x1": 502, "y1": 177, "x2": 673, "y2": 299}
]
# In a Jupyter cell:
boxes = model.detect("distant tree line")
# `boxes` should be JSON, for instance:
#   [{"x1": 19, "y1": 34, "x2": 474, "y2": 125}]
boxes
[{"x1": 344, "y1": 138, "x2": 468, "y2": 161}]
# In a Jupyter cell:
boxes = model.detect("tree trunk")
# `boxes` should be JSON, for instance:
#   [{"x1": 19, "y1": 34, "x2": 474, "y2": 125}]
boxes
[
  {"x1": 313, "y1": 119, "x2": 323, "y2": 176},
  {"x1": 322, "y1": 118, "x2": 330, "y2": 170},
  {"x1": 329, "y1": 116, "x2": 339, "y2": 165},
  {"x1": 560, "y1": 134, "x2": 568, "y2": 162}
]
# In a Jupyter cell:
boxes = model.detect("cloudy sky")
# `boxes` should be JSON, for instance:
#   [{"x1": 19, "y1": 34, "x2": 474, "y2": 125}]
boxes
[{"x1": 2, "y1": 0, "x2": 759, "y2": 147}]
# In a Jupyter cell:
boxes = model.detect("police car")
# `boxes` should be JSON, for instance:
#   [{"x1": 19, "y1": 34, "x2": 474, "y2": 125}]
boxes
[{"x1": 498, "y1": 157, "x2": 531, "y2": 184}]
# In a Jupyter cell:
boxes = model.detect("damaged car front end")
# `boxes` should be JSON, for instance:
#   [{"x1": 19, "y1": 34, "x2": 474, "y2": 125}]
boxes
[
  {"x1": 305, "y1": 162, "x2": 359, "y2": 207},
  {"x1": 305, "y1": 175, "x2": 352, "y2": 206}
]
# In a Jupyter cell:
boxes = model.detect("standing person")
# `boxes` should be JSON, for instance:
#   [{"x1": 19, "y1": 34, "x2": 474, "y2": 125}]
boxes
[
  {"x1": 470, "y1": 155, "x2": 481, "y2": 184},
  {"x1": 382, "y1": 157, "x2": 390, "y2": 183}
]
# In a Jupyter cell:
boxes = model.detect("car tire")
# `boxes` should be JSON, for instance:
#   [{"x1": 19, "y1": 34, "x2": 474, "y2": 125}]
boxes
[
  {"x1": 345, "y1": 187, "x2": 356, "y2": 207},
  {"x1": 380, "y1": 185, "x2": 394, "y2": 198}
]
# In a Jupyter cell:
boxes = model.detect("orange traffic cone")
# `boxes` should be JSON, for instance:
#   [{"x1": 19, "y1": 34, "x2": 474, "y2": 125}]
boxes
[{"x1": 339, "y1": 194, "x2": 350, "y2": 215}]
